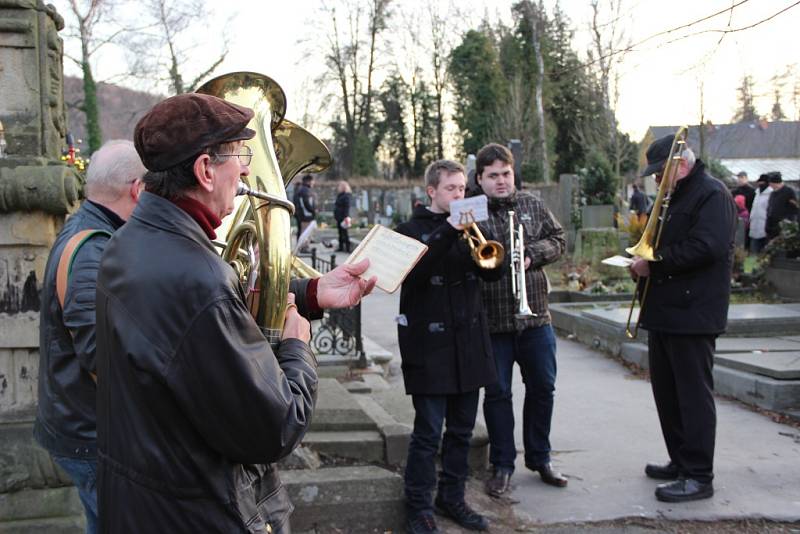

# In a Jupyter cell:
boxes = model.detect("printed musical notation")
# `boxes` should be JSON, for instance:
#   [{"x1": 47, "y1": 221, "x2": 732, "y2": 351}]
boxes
[{"x1": 345, "y1": 225, "x2": 428, "y2": 293}]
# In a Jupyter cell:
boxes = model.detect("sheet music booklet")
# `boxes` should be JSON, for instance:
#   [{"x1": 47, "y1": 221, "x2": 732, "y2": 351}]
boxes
[{"x1": 344, "y1": 225, "x2": 428, "y2": 293}]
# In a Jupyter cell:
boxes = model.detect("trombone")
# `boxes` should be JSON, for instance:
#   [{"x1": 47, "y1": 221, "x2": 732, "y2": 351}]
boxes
[
  {"x1": 509, "y1": 211, "x2": 537, "y2": 318},
  {"x1": 625, "y1": 126, "x2": 688, "y2": 338}
]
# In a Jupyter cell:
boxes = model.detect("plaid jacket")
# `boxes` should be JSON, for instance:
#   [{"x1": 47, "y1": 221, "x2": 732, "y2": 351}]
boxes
[{"x1": 478, "y1": 191, "x2": 566, "y2": 333}]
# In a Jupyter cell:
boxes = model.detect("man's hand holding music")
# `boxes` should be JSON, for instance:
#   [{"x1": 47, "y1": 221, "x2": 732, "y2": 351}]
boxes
[{"x1": 317, "y1": 259, "x2": 377, "y2": 309}]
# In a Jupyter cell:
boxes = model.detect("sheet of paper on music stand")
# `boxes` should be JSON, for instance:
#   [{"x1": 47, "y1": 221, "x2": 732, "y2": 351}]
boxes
[
  {"x1": 344, "y1": 225, "x2": 428, "y2": 293},
  {"x1": 448, "y1": 195, "x2": 488, "y2": 226},
  {"x1": 601, "y1": 255, "x2": 634, "y2": 268}
]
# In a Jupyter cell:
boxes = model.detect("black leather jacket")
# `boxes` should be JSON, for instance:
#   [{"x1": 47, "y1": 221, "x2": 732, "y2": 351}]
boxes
[
  {"x1": 34, "y1": 200, "x2": 122, "y2": 458},
  {"x1": 95, "y1": 192, "x2": 318, "y2": 533}
]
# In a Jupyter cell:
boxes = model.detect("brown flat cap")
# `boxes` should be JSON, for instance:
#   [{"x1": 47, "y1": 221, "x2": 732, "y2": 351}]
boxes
[{"x1": 134, "y1": 93, "x2": 255, "y2": 171}]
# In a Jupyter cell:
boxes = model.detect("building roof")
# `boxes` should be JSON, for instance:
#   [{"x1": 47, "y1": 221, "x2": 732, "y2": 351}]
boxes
[
  {"x1": 646, "y1": 121, "x2": 800, "y2": 159},
  {"x1": 720, "y1": 158, "x2": 800, "y2": 182}
]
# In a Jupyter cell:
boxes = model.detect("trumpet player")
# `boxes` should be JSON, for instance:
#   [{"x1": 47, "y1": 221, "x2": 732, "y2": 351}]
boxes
[
  {"x1": 474, "y1": 143, "x2": 567, "y2": 497},
  {"x1": 396, "y1": 160, "x2": 504, "y2": 533},
  {"x1": 94, "y1": 93, "x2": 375, "y2": 534},
  {"x1": 630, "y1": 135, "x2": 736, "y2": 503}
]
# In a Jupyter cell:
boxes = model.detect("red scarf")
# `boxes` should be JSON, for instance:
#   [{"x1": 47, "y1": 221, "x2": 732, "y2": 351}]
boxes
[{"x1": 172, "y1": 196, "x2": 221, "y2": 240}]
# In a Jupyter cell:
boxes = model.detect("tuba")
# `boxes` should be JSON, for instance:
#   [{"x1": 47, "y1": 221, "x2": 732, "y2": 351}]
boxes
[
  {"x1": 624, "y1": 126, "x2": 688, "y2": 338},
  {"x1": 197, "y1": 72, "x2": 331, "y2": 346}
]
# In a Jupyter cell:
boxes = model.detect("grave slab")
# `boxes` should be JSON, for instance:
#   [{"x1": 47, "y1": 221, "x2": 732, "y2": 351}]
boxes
[
  {"x1": 715, "y1": 337, "x2": 800, "y2": 353},
  {"x1": 309, "y1": 379, "x2": 377, "y2": 432},
  {"x1": 714, "y1": 351, "x2": 800, "y2": 380}
]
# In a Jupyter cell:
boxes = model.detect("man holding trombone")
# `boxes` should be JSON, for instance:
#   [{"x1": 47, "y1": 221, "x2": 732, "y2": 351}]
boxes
[
  {"x1": 474, "y1": 144, "x2": 567, "y2": 497},
  {"x1": 630, "y1": 133, "x2": 736, "y2": 503}
]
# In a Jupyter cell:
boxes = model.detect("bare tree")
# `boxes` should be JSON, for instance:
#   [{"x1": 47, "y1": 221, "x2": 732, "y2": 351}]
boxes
[
  {"x1": 62, "y1": 0, "x2": 123, "y2": 153},
  {"x1": 588, "y1": 0, "x2": 630, "y2": 177},
  {"x1": 425, "y1": 1, "x2": 462, "y2": 160},
  {"x1": 314, "y1": 0, "x2": 392, "y2": 175},
  {"x1": 123, "y1": 0, "x2": 228, "y2": 94}
]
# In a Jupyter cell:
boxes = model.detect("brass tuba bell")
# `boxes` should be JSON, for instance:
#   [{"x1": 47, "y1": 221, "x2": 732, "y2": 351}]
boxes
[{"x1": 196, "y1": 72, "x2": 332, "y2": 345}]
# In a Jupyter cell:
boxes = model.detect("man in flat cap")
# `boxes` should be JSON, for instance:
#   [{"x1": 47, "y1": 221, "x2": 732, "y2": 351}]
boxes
[
  {"x1": 630, "y1": 134, "x2": 736, "y2": 503},
  {"x1": 95, "y1": 93, "x2": 375, "y2": 533}
]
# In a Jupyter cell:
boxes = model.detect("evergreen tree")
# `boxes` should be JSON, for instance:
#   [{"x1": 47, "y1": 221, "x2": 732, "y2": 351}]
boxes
[
  {"x1": 448, "y1": 30, "x2": 507, "y2": 156},
  {"x1": 732, "y1": 75, "x2": 759, "y2": 123}
]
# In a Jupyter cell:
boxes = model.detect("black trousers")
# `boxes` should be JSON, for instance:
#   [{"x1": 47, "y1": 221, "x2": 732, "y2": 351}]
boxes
[{"x1": 648, "y1": 331, "x2": 716, "y2": 483}]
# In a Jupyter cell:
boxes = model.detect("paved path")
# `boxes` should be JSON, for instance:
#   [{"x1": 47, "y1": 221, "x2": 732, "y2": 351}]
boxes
[{"x1": 356, "y1": 279, "x2": 800, "y2": 525}]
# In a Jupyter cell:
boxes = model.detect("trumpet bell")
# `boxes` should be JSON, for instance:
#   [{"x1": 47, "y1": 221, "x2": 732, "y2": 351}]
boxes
[{"x1": 471, "y1": 242, "x2": 505, "y2": 270}]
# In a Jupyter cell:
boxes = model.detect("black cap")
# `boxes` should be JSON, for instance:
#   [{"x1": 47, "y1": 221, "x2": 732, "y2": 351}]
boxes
[
  {"x1": 641, "y1": 134, "x2": 674, "y2": 177},
  {"x1": 757, "y1": 173, "x2": 769, "y2": 184},
  {"x1": 768, "y1": 171, "x2": 783, "y2": 184}
]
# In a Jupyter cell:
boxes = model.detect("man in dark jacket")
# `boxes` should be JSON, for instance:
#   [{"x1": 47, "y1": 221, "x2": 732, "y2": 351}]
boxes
[
  {"x1": 396, "y1": 160, "x2": 502, "y2": 534},
  {"x1": 629, "y1": 184, "x2": 648, "y2": 215},
  {"x1": 631, "y1": 134, "x2": 737, "y2": 503},
  {"x1": 95, "y1": 93, "x2": 375, "y2": 534},
  {"x1": 474, "y1": 144, "x2": 567, "y2": 498},
  {"x1": 732, "y1": 171, "x2": 755, "y2": 213},
  {"x1": 765, "y1": 171, "x2": 799, "y2": 240},
  {"x1": 35, "y1": 140, "x2": 146, "y2": 534}
]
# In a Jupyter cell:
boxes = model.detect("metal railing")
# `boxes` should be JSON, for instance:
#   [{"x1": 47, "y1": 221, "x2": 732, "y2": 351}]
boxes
[{"x1": 303, "y1": 248, "x2": 366, "y2": 366}]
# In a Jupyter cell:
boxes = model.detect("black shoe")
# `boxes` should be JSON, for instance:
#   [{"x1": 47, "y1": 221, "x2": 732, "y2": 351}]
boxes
[
  {"x1": 485, "y1": 468, "x2": 512, "y2": 497},
  {"x1": 645, "y1": 461, "x2": 680, "y2": 480},
  {"x1": 434, "y1": 498, "x2": 489, "y2": 531},
  {"x1": 655, "y1": 478, "x2": 714, "y2": 503},
  {"x1": 406, "y1": 512, "x2": 441, "y2": 534},
  {"x1": 526, "y1": 462, "x2": 568, "y2": 487}
]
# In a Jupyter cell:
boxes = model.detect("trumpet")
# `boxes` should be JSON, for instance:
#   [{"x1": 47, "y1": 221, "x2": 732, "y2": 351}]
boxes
[
  {"x1": 509, "y1": 211, "x2": 537, "y2": 318},
  {"x1": 461, "y1": 217, "x2": 505, "y2": 270}
]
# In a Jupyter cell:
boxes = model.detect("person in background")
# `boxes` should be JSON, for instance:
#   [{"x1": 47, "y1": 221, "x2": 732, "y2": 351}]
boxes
[
  {"x1": 748, "y1": 174, "x2": 772, "y2": 254},
  {"x1": 35, "y1": 140, "x2": 146, "y2": 534},
  {"x1": 765, "y1": 171, "x2": 799, "y2": 241},
  {"x1": 293, "y1": 174, "x2": 317, "y2": 251},
  {"x1": 629, "y1": 183, "x2": 649, "y2": 219},
  {"x1": 734, "y1": 194, "x2": 750, "y2": 248},
  {"x1": 732, "y1": 171, "x2": 755, "y2": 213},
  {"x1": 334, "y1": 180, "x2": 353, "y2": 253}
]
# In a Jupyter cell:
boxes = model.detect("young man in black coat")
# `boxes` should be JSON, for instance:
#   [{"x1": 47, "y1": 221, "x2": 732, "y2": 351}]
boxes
[
  {"x1": 631, "y1": 134, "x2": 737, "y2": 503},
  {"x1": 396, "y1": 160, "x2": 503, "y2": 534},
  {"x1": 765, "y1": 172, "x2": 799, "y2": 240}
]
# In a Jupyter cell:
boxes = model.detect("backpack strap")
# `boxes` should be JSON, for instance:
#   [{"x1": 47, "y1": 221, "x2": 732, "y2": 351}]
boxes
[{"x1": 56, "y1": 229, "x2": 112, "y2": 309}]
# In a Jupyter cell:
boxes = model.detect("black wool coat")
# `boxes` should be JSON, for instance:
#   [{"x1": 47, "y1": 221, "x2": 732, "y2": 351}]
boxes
[
  {"x1": 639, "y1": 160, "x2": 737, "y2": 335},
  {"x1": 395, "y1": 206, "x2": 503, "y2": 395}
]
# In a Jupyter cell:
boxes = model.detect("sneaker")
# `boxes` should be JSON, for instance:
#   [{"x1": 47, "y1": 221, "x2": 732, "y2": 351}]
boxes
[
  {"x1": 406, "y1": 512, "x2": 441, "y2": 534},
  {"x1": 434, "y1": 498, "x2": 489, "y2": 531}
]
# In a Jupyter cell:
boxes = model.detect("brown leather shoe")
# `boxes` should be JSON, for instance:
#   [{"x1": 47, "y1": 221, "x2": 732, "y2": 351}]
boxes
[
  {"x1": 485, "y1": 468, "x2": 512, "y2": 497},
  {"x1": 527, "y1": 462, "x2": 568, "y2": 487}
]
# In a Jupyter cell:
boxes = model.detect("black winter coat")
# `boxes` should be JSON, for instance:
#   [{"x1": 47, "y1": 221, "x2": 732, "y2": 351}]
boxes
[
  {"x1": 639, "y1": 161, "x2": 737, "y2": 335},
  {"x1": 95, "y1": 192, "x2": 318, "y2": 533},
  {"x1": 395, "y1": 206, "x2": 502, "y2": 395},
  {"x1": 35, "y1": 200, "x2": 122, "y2": 459},
  {"x1": 334, "y1": 192, "x2": 352, "y2": 222}
]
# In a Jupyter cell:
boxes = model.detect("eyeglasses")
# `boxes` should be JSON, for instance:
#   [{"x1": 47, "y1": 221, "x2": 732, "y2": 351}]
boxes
[{"x1": 214, "y1": 145, "x2": 253, "y2": 166}]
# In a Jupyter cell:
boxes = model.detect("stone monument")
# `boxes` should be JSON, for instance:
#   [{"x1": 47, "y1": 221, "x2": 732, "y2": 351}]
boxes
[{"x1": 0, "y1": 0, "x2": 84, "y2": 530}]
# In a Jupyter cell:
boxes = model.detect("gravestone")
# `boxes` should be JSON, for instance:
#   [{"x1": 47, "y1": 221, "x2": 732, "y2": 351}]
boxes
[{"x1": 0, "y1": 1, "x2": 84, "y2": 530}]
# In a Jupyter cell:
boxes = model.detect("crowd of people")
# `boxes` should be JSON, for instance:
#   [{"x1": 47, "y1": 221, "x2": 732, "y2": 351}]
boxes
[
  {"x1": 36, "y1": 85, "x2": 748, "y2": 534},
  {"x1": 630, "y1": 167, "x2": 798, "y2": 255}
]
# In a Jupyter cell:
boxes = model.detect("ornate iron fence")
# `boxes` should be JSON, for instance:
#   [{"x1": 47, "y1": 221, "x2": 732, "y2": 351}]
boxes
[{"x1": 302, "y1": 249, "x2": 366, "y2": 366}]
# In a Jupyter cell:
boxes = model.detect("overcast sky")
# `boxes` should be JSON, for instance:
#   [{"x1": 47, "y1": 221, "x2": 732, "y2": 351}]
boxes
[{"x1": 57, "y1": 0, "x2": 799, "y2": 146}]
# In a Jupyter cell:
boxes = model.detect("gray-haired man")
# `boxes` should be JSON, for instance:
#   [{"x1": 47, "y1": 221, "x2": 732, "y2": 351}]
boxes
[{"x1": 35, "y1": 140, "x2": 146, "y2": 534}]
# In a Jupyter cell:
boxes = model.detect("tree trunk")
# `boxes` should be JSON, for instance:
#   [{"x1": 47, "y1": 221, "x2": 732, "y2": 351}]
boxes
[{"x1": 530, "y1": 5, "x2": 549, "y2": 183}]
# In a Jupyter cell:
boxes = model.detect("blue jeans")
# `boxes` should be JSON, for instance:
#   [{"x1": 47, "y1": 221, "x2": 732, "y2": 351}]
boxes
[
  {"x1": 404, "y1": 392, "x2": 479, "y2": 515},
  {"x1": 51, "y1": 454, "x2": 97, "y2": 534},
  {"x1": 483, "y1": 324, "x2": 557, "y2": 472}
]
